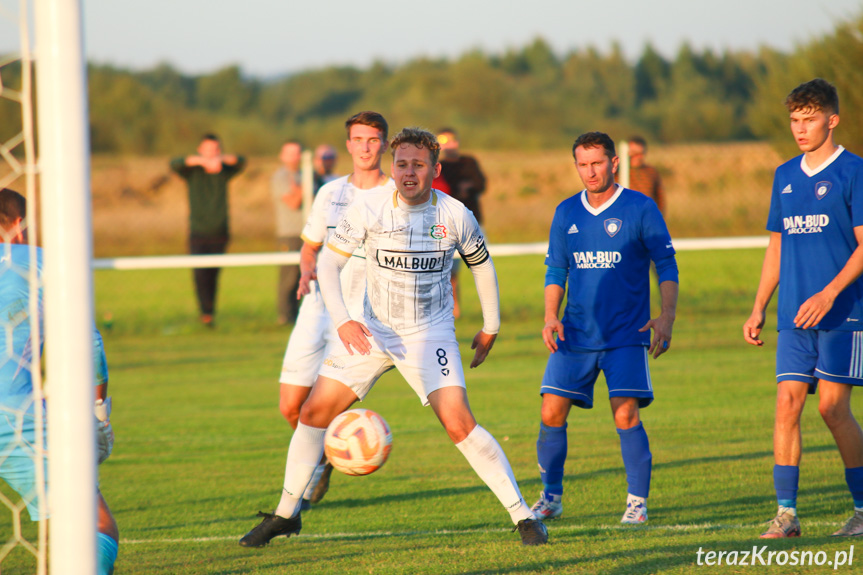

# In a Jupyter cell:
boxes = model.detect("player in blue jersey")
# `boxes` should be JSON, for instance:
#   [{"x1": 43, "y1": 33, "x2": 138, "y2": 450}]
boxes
[
  {"x1": 744, "y1": 79, "x2": 863, "y2": 538},
  {"x1": 532, "y1": 132, "x2": 678, "y2": 524},
  {"x1": 0, "y1": 188, "x2": 120, "y2": 573}
]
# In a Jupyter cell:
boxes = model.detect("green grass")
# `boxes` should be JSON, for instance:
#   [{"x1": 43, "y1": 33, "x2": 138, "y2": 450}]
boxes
[{"x1": 3, "y1": 249, "x2": 863, "y2": 574}]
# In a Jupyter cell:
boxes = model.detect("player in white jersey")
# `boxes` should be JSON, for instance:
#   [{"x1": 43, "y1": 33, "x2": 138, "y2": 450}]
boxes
[
  {"x1": 274, "y1": 112, "x2": 394, "y2": 509},
  {"x1": 240, "y1": 128, "x2": 548, "y2": 547}
]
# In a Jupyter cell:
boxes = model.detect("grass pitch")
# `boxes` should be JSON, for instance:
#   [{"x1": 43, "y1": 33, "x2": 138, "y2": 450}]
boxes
[{"x1": 4, "y1": 249, "x2": 863, "y2": 574}]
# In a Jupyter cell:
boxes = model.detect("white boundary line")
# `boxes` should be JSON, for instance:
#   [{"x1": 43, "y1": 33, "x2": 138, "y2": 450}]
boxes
[
  {"x1": 121, "y1": 519, "x2": 850, "y2": 545},
  {"x1": 92, "y1": 236, "x2": 770, "y2": 271}
]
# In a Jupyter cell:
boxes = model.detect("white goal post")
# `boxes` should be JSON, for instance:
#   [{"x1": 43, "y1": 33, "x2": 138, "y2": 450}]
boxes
[{"x1": 34, "y1": 0, "x2": 98, "y2": 574}]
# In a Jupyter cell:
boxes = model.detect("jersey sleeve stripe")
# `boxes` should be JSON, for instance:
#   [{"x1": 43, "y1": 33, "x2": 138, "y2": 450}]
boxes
[
  {"x1": 461, "y1": 243, "x2": 490, "y2": 267},
  {"x1": 326, "y1": 243, "x2": 353, "y2": 258}
]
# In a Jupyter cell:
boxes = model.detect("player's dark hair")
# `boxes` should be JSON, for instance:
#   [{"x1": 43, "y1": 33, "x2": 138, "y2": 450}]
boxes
[
  {"x1": 201, "y1": 133, "x2": 220, "y2": 143},
  {"x1": 0, "y1": 188, "x2": 26, "y2": 227},
  {"x1": 785, "y1": 78, "x2": 839, "y2": 115},
  {"x1": 345, "y1": 111, "x2": 389, "y2": 142},
  {"x1": 628, "y1": 135, "x2": 647, "y2": 150},
  {"x1": 572, "y1": 132, "x2": 616, "y2": 160},
  {"x1": 390, "y1": 127, "x2": 441, "y2": 165}
]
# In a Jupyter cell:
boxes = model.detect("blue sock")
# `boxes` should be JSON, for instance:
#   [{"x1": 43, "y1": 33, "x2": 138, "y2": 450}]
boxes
[
  {"x1": 845, "y1": 466, "x2": 863, "y2": 509},
  {"x1": 618, "y1": 422, "x2": 651, "y2": 499},
  {"x1": 536, "y1": 422, "x2": 567, "y2": 496},
  {"x1": 97, "y1": 532, "x2": 118, "y2": 575},
  {"x1": 774, "y1": 464, "x2": 799, "y2": 508}
]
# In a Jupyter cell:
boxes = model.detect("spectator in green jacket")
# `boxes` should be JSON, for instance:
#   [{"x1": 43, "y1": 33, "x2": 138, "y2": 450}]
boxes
[{"x1": 170, "y1": 134, "x2": 245, "y2": 326}]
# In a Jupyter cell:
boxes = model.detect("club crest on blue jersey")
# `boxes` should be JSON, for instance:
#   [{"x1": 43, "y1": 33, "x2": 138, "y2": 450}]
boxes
[
  {"x1": 815, "y1": 181, "x2": 832, "y2": 200},
  {"x1": 604, "y1": 218, "x2": 622, "y2": 237},
  {"x1": 430, "y1": 224, "x2": 447, "y2": 239}
]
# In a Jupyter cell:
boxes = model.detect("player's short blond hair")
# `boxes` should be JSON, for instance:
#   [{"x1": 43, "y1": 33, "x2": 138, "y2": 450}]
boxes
[{"x1": 390, "y1": 127, "x2": 441, "y2": 165}]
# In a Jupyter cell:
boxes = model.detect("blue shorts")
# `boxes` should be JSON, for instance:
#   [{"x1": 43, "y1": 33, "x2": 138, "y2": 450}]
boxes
[
  {"x1": 540, "y1": 346, "x2": 653, "y2": 409},
  {"x1": 776, "y1": 329, "x2": 863, "y2": 393}
]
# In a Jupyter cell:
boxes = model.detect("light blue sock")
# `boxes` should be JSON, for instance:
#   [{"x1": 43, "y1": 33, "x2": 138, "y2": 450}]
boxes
[
  {"x1": 618, "y1": 422, "x2": 651, "y2": 499},
  {"x1": 774, "y1": 464, "x2": 799, "y2": 509},
  {"x1": 536, "y1": 422, "x2": 567, "y2": 497},
  {"x1": 97, "y1": 532, "x2": 118, "y2": 575}
]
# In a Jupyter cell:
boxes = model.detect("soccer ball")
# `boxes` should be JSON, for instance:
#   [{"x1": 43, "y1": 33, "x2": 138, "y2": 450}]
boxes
[{"x1": 324, "y1": 409, "x2": 392, "y2": 476}]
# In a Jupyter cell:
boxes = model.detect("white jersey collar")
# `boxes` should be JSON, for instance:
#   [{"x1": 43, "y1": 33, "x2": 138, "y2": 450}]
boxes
[
  {"x1": 580, "y1": 184, "x2": 623, "y2": 216},
  {"x1": 800, "y1": 146, "x2": 844, "y2": 177},
  {"x1": 394, "y1": 189, "x2": 437, "y2": 211}
]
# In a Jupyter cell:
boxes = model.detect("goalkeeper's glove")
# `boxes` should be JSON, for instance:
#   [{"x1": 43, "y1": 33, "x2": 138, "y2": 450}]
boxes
[{"x1": 94, "y1": 397, "x2": 114, "y2": 464}]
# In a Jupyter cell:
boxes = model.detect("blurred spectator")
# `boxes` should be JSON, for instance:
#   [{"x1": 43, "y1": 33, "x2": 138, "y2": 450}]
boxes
[
  {"x1": 435, "y1": 127, "x2": 487, "y2": 318},
  {"x1": 313, "y1": 144, "x2": 339, "y2": 195},
  {"x1": 622, "y1": 136, "x2": 666, "y2": 213},
  {"x1": 272, "y1": 141, "x2": 304, "y2": 325},
  {"x1": 170, "y1": 134, "x2": 245, "y2": 326}
]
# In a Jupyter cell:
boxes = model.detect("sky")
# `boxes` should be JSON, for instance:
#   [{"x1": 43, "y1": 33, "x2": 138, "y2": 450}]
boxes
[{"x1": 1, "y1": 0, "x2": 861, "y2": 77}]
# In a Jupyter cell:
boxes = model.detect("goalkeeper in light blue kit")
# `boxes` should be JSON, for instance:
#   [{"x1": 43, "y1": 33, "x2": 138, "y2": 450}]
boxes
[
  {"x1": 0, "y1": 189, "x2": 119, "y2": 574},
  {"x1": 532, "y1": 132, "x2": 678, "y2": 524},
  {"x1": 744, "y1": 79, "x2": 863, "y2": 538}
]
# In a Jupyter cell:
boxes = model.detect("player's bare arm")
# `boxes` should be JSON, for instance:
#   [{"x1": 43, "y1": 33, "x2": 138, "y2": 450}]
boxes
[
  {"x1": 470, "y1": 331, "x2": 497, "y2": 368},
  {"x1": 640, "y1": 280, "x2": 678, "y2": 358},
  {"x1": 794, "y1": 226, "x2": 863, "y2": 329},
  {"x1": 542, "y1": 284, "x2": 566, "y2": 353},
  {"x1": 744, "y1": 232, "x2": 781, "y2": 346},
  {"x1": 297, "y1": 241, "x2": 322, "y2": 298}
]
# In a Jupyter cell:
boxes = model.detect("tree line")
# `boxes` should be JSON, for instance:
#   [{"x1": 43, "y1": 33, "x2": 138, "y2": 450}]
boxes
[{"x1": 1, "y1": 11, "x2": 861, "y2": 156}]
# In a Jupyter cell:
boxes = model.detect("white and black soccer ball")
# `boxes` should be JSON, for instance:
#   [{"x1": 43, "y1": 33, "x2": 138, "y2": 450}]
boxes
[{"x1": 324, "y1": 408, "x2": 392, "y2": 476}]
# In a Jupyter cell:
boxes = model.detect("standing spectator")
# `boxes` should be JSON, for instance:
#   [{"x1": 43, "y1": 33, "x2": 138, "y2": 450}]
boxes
[
  {"x1": 312, "y1": 144, "x2": 339, "y2": 195},
  {"x1": 170, "y1": 134, "x2": 245, "y2": 326},
  {"x1": 436, "y1": 128, "x2": 487, "y2": 318},
  {"x1": 272, "y1": 141, "x2": 304, "y2": 325},
  {"x1": 622, "y1": 136, "x2": 666, "y2": 213}
]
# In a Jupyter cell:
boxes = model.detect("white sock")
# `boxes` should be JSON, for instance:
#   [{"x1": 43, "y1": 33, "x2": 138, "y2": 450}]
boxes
[
  {"x1": 302, "y1": 462, "x2": 327, "y2": 501},
  {"x1": 275, "y1": 423, "x2": 326, "y2": 518},
  {"x1": 627, "y1": 494, "x2": 646, "y2": 507},
  {"x1": 778, "y1": 505, "x2": 797, "y2": 516},
  {"x1": 455, "y1": 425, "x2": 534, "y2": 524}
]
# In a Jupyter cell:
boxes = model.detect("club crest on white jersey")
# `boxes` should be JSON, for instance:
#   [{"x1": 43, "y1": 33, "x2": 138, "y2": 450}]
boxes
[
  {"x1": 604, "y1": 218, "x2": 622, "y2": 237},
  {"x1": 430, "y1": 224, "x2": 447, "y2": 239},
  {"x1": 815, "y1": 181, "x2": 832, "y2": 199}
]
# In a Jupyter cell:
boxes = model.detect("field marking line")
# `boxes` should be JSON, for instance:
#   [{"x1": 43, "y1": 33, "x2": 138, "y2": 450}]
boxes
[{"x1": 120, "y1": 519, "x2": 845, "y2": 545}]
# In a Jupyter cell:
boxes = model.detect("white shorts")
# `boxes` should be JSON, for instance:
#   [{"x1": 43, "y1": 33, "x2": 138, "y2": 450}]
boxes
[
  {"x1": 279, "y1": 284, "x2": 337, "y2": 387},
  {"x1": 318, "y1": 322, "x2": 466, "y2": 406}
]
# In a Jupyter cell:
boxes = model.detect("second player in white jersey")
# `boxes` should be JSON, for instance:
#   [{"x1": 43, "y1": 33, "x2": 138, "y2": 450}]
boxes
[
  {"x1": 327, "y1": 188, "x2": 490, "y2": 336},
  {"x1": 271, "y1": 111, "x2": 393, "y2": 512}
]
